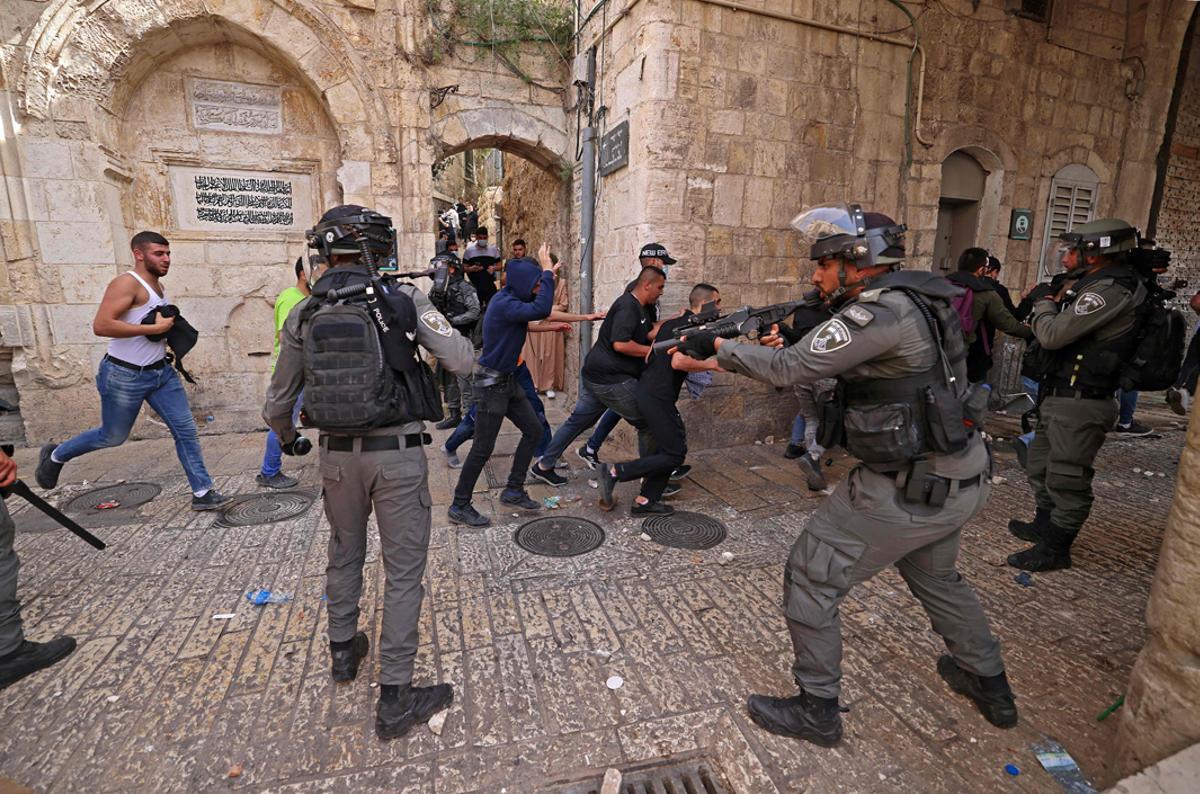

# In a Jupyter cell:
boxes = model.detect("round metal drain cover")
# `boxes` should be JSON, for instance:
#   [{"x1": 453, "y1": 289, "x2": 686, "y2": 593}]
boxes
[
  {"x1": 514, "y1": 517, "x2": 605, "y2": 557},
  {"x1": 217, "y1": 491, "x2": 315, "y2": 527},
  {"x1": 63, "y1": 482, "x2": 162, "y2": 513},
  {"x1": 642, "y1": 510, "x2": 727, "y2": 550}
]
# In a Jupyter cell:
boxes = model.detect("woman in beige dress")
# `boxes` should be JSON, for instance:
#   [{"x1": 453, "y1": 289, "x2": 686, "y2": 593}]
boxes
[{"x1": 522, "y1": 263, "x2": 570, "y2": 396}]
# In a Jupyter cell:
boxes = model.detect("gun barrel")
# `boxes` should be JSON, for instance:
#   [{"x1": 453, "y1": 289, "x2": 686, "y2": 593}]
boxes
[{"x1": 2, "y1": 481, "x2": 106, "y2": 550}]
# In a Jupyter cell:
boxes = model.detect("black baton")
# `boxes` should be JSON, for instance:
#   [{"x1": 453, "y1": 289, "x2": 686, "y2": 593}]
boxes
[{"x1": 1, "y1": 480, "x2": 107, "y2": 550}]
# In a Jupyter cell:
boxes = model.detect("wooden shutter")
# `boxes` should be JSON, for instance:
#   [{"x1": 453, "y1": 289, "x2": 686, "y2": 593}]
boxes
[{"x1": 1038, "y1": 170, "x2": 1098, "y2": 279}]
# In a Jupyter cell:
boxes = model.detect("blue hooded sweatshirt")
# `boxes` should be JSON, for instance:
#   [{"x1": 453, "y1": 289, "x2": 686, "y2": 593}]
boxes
[{"x1": 478, "y1": 257, "x2": 555, "y2": 373}]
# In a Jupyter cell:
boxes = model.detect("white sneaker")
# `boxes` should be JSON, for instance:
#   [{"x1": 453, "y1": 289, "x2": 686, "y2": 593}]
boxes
[
  {"x1": 546, "y1": 390, "x2": 556, "y2": 399},
  {"x1": 441, "y1": 444, "x2": 462, "y2": 469}
]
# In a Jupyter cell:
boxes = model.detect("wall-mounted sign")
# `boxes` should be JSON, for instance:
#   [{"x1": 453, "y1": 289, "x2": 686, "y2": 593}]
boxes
[
  {"x1": 599, "y1": 120, "x2": 629, "y2": 177},
  {"x1": 189, "y1": 78, "x2": 283, "y2": 135},
  {"x1": 1009, "y1": 208, "x2": 1034, "y2": 240},
  {"x1": 169, "y1": 165, "x2": 313, "y2": 232}
]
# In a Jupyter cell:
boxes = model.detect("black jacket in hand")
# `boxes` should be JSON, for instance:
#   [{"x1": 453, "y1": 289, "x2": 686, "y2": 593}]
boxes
[{"x1": 141, "y1": 305, "x2": 199, "y2": 384}]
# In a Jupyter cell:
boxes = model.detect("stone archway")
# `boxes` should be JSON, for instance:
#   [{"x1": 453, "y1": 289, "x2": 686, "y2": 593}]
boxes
[{"x1": 430, "y1": 107, "x2": 569, "y2": 175}]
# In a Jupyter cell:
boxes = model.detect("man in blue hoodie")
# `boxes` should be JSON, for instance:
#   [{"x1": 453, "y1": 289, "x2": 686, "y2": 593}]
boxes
[{"x1": 449, "y1": 243, "x2": 560, "y2": 527}]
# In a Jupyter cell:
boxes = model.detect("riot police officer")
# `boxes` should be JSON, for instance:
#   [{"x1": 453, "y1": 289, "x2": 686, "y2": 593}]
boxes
[
  {"x1": 264, "y1": 206, "x2": 474, "y2": 740},
  {"x1": 679, "y1": 204, "x2": 1016, "y2": 746},
  {"x1": 1008, "y1": 219, "x2": 1141, "y2": 572},
  {"x1": 427, "y1": 251, "x2": 480, "y2": 429}
]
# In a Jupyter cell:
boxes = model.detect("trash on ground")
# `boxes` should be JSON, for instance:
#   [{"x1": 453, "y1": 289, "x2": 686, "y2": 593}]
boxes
[
  {"x1": 719, "y1": 551, "x2": 735, "y2": 565},
  {"x1": 95, "y1": 499, "x2": 120, "y2": 510},
  {"x1": 560, "y1": 494, "x2": 582, "y2": 503},
  {"x1": 601, "y1": 768, "x2": 623, "y2": 794},
  {"x1": 606, "y1": 675, "x2": 624, "y2": 690},
  {"x1": 1032, "y1": 740, "x2": 1096, "y2": 793},
  {"x1": 212, "y1": 613, "x2": 237, "y2": 621},
  {"x1": 227, "y1": 763, "x2": 243, "y2": 779},
  {"x1": 990, "y1": 476, "x2": 1007, "y2": 485},
  {"x1": 428, "y1": 710, "x2": 447, "y2": 735},
  {"x1": 588, "y1": 479, "x2": 599, "y2": 489},
  {"x1": 594, "y1": 648, "x2": 613, "y2": 661},
  {"x1": 764, "y1": 435, "x2": 775, "y2": 445},
  {"x1": 1143, "y1": 471, "x2": 1155, "y2": 478},
  {"x1": 246, "y1": 589, "x2": 292, "y2": 605},
  {"x1": 1096, "y1": 694, "x2": 1124, "y2": 721},
  {"x1": 542, "y1": 496, "x2": 561, "y2": 509},
  {"x1": 1133, "y1": 468, "x2": 1142, "y2": 473},
  {"x1": 106, "y1": 694, "x2": 119, "y2": 703},
  {"x1": 369, "y1": 682, "x2": 378, "y2": 688},
  {"x1": 1005, "y1": 764, "x2": 1020, "y2": 776},
  {"x1": 639, "y1": 532, "x2": 652, "y2": 541},
  {"x1": 1014, "y1": 572, "x2": 1034, "y2": 588}
]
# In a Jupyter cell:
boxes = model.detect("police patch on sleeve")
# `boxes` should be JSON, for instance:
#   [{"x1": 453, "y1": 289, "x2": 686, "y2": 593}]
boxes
[
  {"x1": 841, "y1": 305, "x2": 874, "y2": 327},
  {"x1": 810, "y1": 318, "x2": 853, "y2": 353},
  {"x1": 1074, "y1": 293, "x2": 1107, "y2": 316},
  {"x1": 420, "y1": 310, "x2": 454, "y2": 336}
]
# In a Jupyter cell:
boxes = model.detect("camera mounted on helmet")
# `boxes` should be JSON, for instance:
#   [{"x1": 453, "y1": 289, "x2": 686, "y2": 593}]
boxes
[{"x1": 306, "y1": 205, "x2": 397, "y2": 265}]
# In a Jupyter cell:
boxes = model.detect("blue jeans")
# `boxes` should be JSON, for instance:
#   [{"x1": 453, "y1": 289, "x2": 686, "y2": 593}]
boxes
[
  {"x1": 54, "y1": 359, "x2": 213, "y2": 494},
  {"x1": 444, "y1": 365, "x2": 551, "y2": 459},
  {"x1": 261, "y1": 394, "x2": 304, "y2": 477},
  {"x1": 537, "y1": 380, "x2": 610, "y2": 468},
  {"x1": 585, "y1": 409, "x2": 621, "y2": 453},
  {"x1": 790, "y1": 414, "x2": 807, "y2": 446},
  {"x1": 1118, "y1": 389, "x2": 1138, "y2": 426}
]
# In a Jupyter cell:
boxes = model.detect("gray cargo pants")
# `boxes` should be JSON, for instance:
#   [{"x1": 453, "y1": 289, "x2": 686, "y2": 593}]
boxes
[
  {"x1": 1026, "y1": 395, "x2": 1116, "y2": 533},
  {"x1": 0, "y1": 498, "x2": 24, "y2": 657},
  {"x1": 320, "y1": 432, "x2": 432, "y2": 686},
  {"x1": 784, "y1": 466, "x2": 1003, "y2": 699}
]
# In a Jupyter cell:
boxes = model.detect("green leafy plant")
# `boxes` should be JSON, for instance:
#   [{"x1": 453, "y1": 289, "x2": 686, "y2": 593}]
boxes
[{"x1": 427, "y1": 0, "x2": 572, "y2": 90}]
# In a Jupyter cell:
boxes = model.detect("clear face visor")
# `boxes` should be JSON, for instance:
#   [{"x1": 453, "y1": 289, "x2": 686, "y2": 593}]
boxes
[{"x1": 789, "y1": 204, "x2": 866, "y2": 245}]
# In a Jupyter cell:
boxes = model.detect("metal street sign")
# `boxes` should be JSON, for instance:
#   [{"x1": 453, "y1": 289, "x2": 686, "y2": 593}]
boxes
[
  {"x1": 1010, "y1": 208, "x2": 1033, "y2": 240},
  {"x1": 599, "y1": 121, "x2": 629, "y2": 177}
]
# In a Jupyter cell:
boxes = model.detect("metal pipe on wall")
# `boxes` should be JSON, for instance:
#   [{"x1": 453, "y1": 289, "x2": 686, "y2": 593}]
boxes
[{"x1": 578, "y1": 47, "x2": 598, "y2": 380}]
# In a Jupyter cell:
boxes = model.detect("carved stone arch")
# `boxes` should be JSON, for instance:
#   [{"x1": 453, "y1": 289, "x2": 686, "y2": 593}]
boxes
[
  {"x1": 19, "y1": 0, "x2": 397, "y2": 170},
  {"x1": 431, "y1": 107, "x2": 569, "y2": 175},
  {"x1": 927, "y1": 124, "x2": 1016, "y2": 261}
]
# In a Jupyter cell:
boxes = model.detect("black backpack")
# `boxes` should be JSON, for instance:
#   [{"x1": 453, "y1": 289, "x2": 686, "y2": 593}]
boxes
[{"x1": 1121, "y1": 291, "x2": 1186, "y2": 391}]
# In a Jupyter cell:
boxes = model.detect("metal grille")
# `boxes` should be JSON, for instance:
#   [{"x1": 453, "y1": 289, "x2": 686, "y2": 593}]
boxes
[
  {"x1": 514, "y1": 517, "x2": 604, "y2": 557},
  {"x1": 63, "y1": 482, "x2": 162, "y2": 513},
  {"x1": 641, "y1": 511, "x2": 727, "y2": 550},
  {"x1": 215, "y1": 491, "x2": 315, "y2": 527},
  {"x1": 555, "y1": 758, "x2": 732, "y2": 794}
]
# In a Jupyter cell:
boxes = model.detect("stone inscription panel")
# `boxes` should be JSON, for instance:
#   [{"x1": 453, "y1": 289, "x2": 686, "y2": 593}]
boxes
[
  {"x1": 169, "y1": 166, "x2": 313, "y2": 232},
  {"x1": 189, "y1": 78, "x2": 282, "y2": 135}
]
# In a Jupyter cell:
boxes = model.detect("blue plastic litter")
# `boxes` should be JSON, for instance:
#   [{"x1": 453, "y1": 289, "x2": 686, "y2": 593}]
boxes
[
  {"x1": 246, "y1": 588, "x2": 292, "y2": 605},
  {"x1": 1014, "y1": 572, "x2": 1034, "y2": 588},
  {"x1": 1005, "y1": 764, "x2": 1020, "y2": 776}
]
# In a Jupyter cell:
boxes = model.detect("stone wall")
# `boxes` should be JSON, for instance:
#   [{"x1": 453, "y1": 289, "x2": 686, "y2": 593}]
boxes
[{"x1": 1155, "y1": 22, "x2": 1200, "y2": 302}]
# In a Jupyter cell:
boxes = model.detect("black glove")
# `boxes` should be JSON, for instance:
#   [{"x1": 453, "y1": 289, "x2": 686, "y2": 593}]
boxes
[
  {"x1": 679, "y1": 331, "x2": 718, "y2": 360},
  {"x1": 282, "y1": 436, "x2": 312, "y2": 456}
]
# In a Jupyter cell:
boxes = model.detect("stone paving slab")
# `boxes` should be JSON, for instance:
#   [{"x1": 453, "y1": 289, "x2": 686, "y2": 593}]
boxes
[{"x1": 0, "y1": 403, "x2": 1185, "y2": 792}]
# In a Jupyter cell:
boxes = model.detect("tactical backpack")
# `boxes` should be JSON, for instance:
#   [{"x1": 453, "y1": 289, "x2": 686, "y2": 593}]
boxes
[{"x1": 1120, "y1": 292, "x2": 1185, "y2": 391}]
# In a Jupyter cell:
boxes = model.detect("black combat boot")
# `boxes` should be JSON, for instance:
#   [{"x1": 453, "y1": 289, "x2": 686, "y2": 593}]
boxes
[
  {"x1": 434, "y1": 413, "x2": 461, "y2": 431},
  {"x1": 0, "y1": 637, "x2": 77, "y2": 690},
  {"x1": 330, "y1": 632, "x2": 369, "y2": 683},
  {"x1": 1007, "y1": 507, "x2": 1051, "y2": 543},
  {"x1": 1007, "y1": 522, "x2": 1076, "y2": 572},
  {"x1": 376, "y1": 683, "x2": 454, "y2": 740},
  {"x1": 746, "y1": 690, "x2": 843, "y2": 747},
  {"x1": 937, "y1": 655, "x2": 1018, "y2": 728}
]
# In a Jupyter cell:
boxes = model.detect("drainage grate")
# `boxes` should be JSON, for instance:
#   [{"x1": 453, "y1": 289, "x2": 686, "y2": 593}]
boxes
[
  {"x1": 556, "y1": 757, "x2": 733, "y2": 794},
  {"x1": 63, "y1": 482, "x2": 162, "y2": 513},
  {"x1": 215, "y1": 491, "x2": 315, "y2": 527},
  {"x1": 514, "y1": 516, "x2": 605, "y2": 557},
  {"x1": 641, "y1": 510, "x2": 727, "y2": 550}
]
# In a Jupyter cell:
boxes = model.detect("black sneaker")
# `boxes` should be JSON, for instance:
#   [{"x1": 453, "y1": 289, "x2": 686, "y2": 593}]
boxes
[
  {"x1": 192, "y1": 490, "x2": 233, "y2": 511},
  {"x1": 669, "y1": 465, "x2": 692, "y2": 481},
  {"x1": 597, "y1": 465, "x2": 617, "y2": 511},
  {"x1": 1010, "y1": 437, "x2": 1029, "y2": 469},
  {"x1": 35, "y1": 444, "x2": 63, "y2": 490},
  {"x1": 448, "y1": 503, "x2": 490, "y2": 527},
  {"x1": 631, "y1": 500, "x2": 673, "y2": 516},
  {"x1": 1166, "y1": 387, "x2": 1187, "y2": 416},
  {"x1": 434, "y1": 414, "x2": 461, "y2": 431},
  {"x1": 576, "y1": 444, "x2": 601, "y2": 469},
  {"x1": 797, "y1": 453, "x2": 827, "y2": 491},
  {"x1": 376, "y1": 683, "x2": 454, "y2": 740},
  {"x1": 936, "y1": 655, "x2": 1018, "y2": 729},
  {"x1": 0, "y1": 637, "x2": 77, "y2": 690},
  {"x1": 783, "y1": 444, "x2": 804, "y2": 460},
  {"x1": 331, "y1": 632, "x2": 369, "y2": 683},
  {"x1": 661, "y1": 483, "x2": 681, "y2": 498},
  {"x1": 746, "y1": 691, "x2": 843, "y2": 747},
  {"x1": 500, "y1": 489, "x2": 541, "y2": 511},
  {"x1": 528, "y1": 463, "x2": 567, "y2": 487},
  {"x1": 1113, "y1": 420, "x2": 1153, "y2": 436},
  {"x1": 256, "y1": 472, "x2": 298, "y2": 489}
]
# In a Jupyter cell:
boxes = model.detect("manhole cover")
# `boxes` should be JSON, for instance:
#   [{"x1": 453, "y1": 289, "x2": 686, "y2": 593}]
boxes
[
  {"x1": 641, "y1": 510, "x2": 727, "y2": 550},
  {"x1": 63, "y1": 482, "x2": 162, "y2": 513},
  {"x1": 513, "y1": 517, "x2": 605, "y2": 557},
  {"x1": 557, "y1": 756, "x2": 733, "y2": 794},
  {"x1": 216, "y1": 491, "x2": 315, "y2": 527}
]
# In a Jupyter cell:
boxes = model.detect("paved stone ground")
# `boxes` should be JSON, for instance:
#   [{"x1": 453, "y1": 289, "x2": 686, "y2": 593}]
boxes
[{"x1": 0, "y1": 398, "x2": 1186, "y2": 793}]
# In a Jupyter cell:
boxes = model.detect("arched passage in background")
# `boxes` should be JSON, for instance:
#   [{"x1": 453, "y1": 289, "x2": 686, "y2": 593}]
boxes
[{"x1": 933, "y1": 151, "x2": 988, "y2": 271}]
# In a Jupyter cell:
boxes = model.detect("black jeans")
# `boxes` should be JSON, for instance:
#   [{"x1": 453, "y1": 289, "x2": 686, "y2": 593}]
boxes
[
  {"x1": 452, "y1": 375, "x2": 544, "y2": 506},
  {"x1": 615, "y1": 395, "x2": 686, "y2": 502}
]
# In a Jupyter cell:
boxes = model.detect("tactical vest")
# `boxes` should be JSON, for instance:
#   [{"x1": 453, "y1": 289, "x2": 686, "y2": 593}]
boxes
[
  {"x1": 1021, "y1": 266, "x2": 1143, "y2": 393},
  {"x1": 299, "y1": 267, "x2": 441, "y2": 432},
  {"x1": 817, "y1": 271, "x2": 988, "y2": 471},
  {"x1": 431, "y1": 277, "x2": 476, "y2": 332}
]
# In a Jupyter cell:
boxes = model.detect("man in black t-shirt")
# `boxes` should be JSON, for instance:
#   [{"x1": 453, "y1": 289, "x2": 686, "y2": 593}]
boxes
[
  {"x1": 596, "y1": 284, "x2": 721, "y2": 513},
  {"x1": 530, "y1": 266, "x2": 665, "y2": 486}
]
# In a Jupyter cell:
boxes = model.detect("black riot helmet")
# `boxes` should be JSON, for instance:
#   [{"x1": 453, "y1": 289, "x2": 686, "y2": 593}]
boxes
[
  {"x1": 307, "y1": 204, "x2": 396, "y2": 262},
  {"x1": 792, "y1": 203, "x2": 907, "y2": 304},
  {"x1": 429, "y1": 251, "x2": 460, "y2": 294}
]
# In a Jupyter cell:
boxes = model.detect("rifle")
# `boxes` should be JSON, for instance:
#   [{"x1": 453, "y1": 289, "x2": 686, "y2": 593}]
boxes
[
  {"x1": 0, "y1": 479, "x2": 107, "y2": 550},
  {"x1": 652, "y1": 289, "x2": 823, "y2": 354}
]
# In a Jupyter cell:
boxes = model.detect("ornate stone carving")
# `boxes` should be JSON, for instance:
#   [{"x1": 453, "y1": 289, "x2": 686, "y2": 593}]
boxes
[{"x1": 189, "y1": 78, "x2": 283, "y2": 135}]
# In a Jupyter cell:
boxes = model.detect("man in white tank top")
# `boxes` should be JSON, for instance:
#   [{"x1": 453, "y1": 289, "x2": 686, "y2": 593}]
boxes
[{"x1": 35, "y1": 231, "x2": 231, "y2": 511}]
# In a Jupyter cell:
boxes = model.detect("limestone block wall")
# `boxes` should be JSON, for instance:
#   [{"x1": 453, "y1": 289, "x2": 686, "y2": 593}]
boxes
[{"x1": 1155, "y1": 24, "x2": 1200, "y2": 303}]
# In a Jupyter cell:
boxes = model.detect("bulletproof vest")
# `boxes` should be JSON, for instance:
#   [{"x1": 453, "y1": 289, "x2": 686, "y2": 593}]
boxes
[
  {"x1": 817, "y1": 271, "x2": 986, "y2": 471},
  {"x1": 441, "y1": 278, "x2": 477, "y2": 331},
  {"x1": 1023, "y1": 266, "x2": 1142, "y2": 392},
  {"x1": 299, "y1": 267, "x2": 439, "y2": 432}
]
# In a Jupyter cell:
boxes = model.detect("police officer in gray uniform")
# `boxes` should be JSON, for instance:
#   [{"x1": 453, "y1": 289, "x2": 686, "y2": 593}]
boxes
[
  {"x1": 1008, "y1": 219, "x2": 1141, "y2": 572},
  {"x1": 678, "y1": 205, "x2": 1017, "y2": 747},
  {"x1": 265, "y1": 206, "x2": 474, "y2": 740}
]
